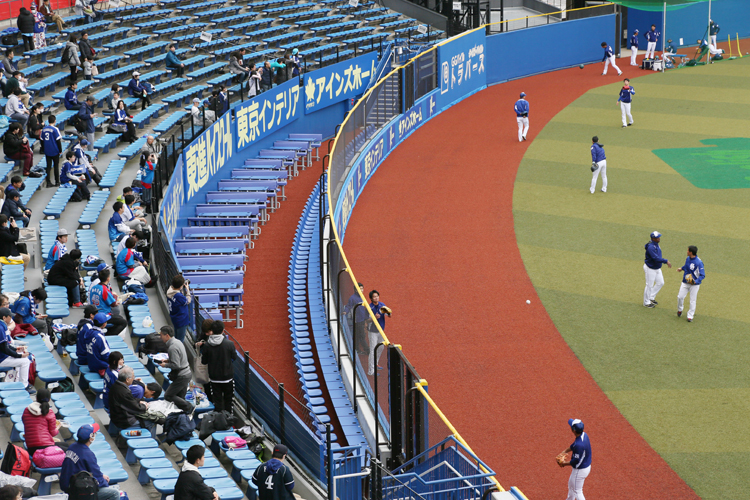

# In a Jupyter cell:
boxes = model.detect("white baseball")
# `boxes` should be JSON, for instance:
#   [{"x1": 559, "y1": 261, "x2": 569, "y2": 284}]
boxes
[{"x1": 526, "y1": 300, "x2": 531, "y2": 304}]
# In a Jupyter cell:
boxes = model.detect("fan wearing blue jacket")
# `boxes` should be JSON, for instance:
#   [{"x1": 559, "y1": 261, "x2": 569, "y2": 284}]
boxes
[
  {"x1": 76, "y1": 305, "x2": 98, "y2": 366},
  {"x1": 617, "y1": 79, "x2": 635, "y2": 128},
  {"x1": 629, "y1": 29, "x2": 639, "y2": 66},
  {"x1": 600, "y1": 42, "x2": 621, "y2": 76},
  {"x1": 644, "y1": 25, "x2": 660, "y2": 60},
  {"x1": 589, "y1": 136, "x2": 607, "y2": 194},
  {"x1": 63, "y1": 82, "x2": 81, "y2": 110},
  {"x1": 677, "y1": 245, "x2": 705, "y2": 322},
  {"x1": 514, "y1": 92, "x2": 529, "y2": 142},
  {"x1": 60, "y1": 424, "x2": 120, "y2": 500},
  {"x1": 85, "y1": 313, "x2": 111, "y2": 375},
  {"x1": 643, "y1": 231, "x2": 672, "y2": 308}
]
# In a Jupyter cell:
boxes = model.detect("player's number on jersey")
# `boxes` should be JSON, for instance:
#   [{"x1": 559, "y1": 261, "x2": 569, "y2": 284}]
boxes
[{"x1": 265, "y1": 476, "x2": 274, "y2": 489}]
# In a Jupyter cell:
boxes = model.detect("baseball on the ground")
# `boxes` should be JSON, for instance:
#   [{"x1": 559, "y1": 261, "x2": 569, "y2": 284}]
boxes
[{"x1": 526, "y1": 300, "x2": 531, "y2": 304}]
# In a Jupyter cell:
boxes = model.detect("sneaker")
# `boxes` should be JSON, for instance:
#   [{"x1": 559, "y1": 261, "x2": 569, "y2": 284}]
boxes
[
  {"x1": 601, "y1": 188, "x2": 606, "y2": 193},
  {"x1": 677, "y1": 310, "x2": 682, "y2": 317},
  {"x1": 651, "y1": 300, "x2": 658, "y2": 305},
  {"x1": 622, "y1": 125, "x2": 627, "y2": 128},
  {"x1": 644, "y1": 303, "x2": 655, "y2": 308},
  {"x1": 522, "y1": 136, "x2": 527, "y2": 141},
  {"x1": 628, "y1": 123, "x2": 633, "y2": 126},
  {"x1": 26, "y1": 386, "x2": 37, "y2": 395},
  {"x1": 71, "y1": 302, "x2": 84, "y2": 308},
  {"x1": 618, "y1": 72, "x2": 623, "y2": 76},
  {"x1": 687, "y1": 318, "x2": 693, "y2": 322}
]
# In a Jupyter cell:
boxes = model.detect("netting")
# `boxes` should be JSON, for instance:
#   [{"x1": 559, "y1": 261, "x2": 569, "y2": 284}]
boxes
[{"x1": 608, "y1": 0, "x2": 715, "y2": 11}]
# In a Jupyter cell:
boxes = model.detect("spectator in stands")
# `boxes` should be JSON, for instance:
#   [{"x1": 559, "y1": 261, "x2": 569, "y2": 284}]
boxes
[
  {"x1": 140, "y1": 153, "x2": 156, "y2": 213},
  {"x1": 116, "y1": 186, "x2": 135, "y2": 205},
  {"x1": 158, "y1": 325, "x2": 194, "y2": 414},
  {"x1": 291, "y1": 49, "x2": 301, "y2": 77},
  {"x1": 123, "y1": 194, "x2": 147, "y2": 232},
  {"x1": 175, "y1": 445, "x2": 219, "y2": 500},
  {"x1": 167, "y1": 274, "x2": 191, "y2": 342},
  {"x1": 78, "y1": 95, "x2": 97, "y2": 149},
  {"x1": 229, "y1": 51, "x2": 250, "y2": 82},
  {"x1": 82, "y1": 56, "x2": 93, "y2": 79},
  {"x1": 45, "y1": 228, "x2": 68, "y2": 270},
  {"x1": 201, "y1": 320, "x2": 236, "y2": 414},
  {"x1": 191, "y1": 98, "x2": 215, "y2": 127},
  {"x1": 61, "y1": 151, "x2": 91, "y2": 201},
  {"x1": 22, "y1": 387, "x2": 68, "y2": 456},
  {"x1": 166, "y1": 44, "x2": 185, "y2": 77},
  {"x1": 39, "y1": 0, "x2": 65, "y2": 32},
  {"x1": 64, "y1": 82, "x2": 81, "y2": 110},
  {"x1": 107, "y1": 84, "x2": 121, "y2": 110},
  {"x1": 89, "y1": 269, "x2": 128, "y2": 337},
  {"x1": 0, "y1": 307, "x2": 33, "y2": 393},
  {"x1": 64, "y1": 35, "x2": 81, "y2": 84},
  {"x1": 252, "y1": 444, "x2": 295, "y2": 500},
  {"x1": 76, "y1": 304, "x2": 98, "y2": 366},
  {"x1": 108, "y1": 202, "x2": 135, "y2": 242},
  {"x1": 115, "y1": 237, "x2": 151, "y2": 285},
  {"x1": 1, "y1": 50, "x2": 15, "y2": 80},
  {"x1": 11, "y1": 288, "x2": 48, "y2": 335},
  {"x1": 0, "y1": 215, "x2": 30, "y2": 268},
  {"x1": 276, "y1": 55, "x2": 291, "y2": 84},
  {"x1": 101, "y1": 351, "x2": 123, "y2": 411},
  {"x1": 79, "y1": 32, "x2": 96, "y2": 61},
  {"x1": 3, "y1": 123, "x2": 32, "y2": 174},
  {"x1": 85, "y1": 312, "x2": 111, "y2": 375},
  {"x1": 41, "y1": 114, "x2": 62, "y2": 187},
  {"x1": 207, "y1": 90, "x2": 220, "y2": 117},
  {"x1": 128, "y1": 71, "x2": 151, "y2": 111},
  {"x1": 110, "y1": 365, "x2": 158, "y2": 432},
  {"x1": 247, "y1": 64, "x2": 261, "y2": 98},
  {"x1": 31, "y1": 4, "x2": 46, "y2": 49},
  {"x1": 130, "y1": 380, "x2": 162, "y2": 401},
  {"x1": 5, "y1": 71, "x2": 30, "y2": 107},
  {"x1": 47, "y1": 248, "x2": 84, "y2": 307},
  {"x1": 73, "y1": 138, "x2": 102, "y2": 185},
  {"x1": 60, "y1": 423, "x2": 120, "y2": 500},
  {"x1": 367, "y1": 290, "x2": 391, "y2": 375},
  {"x1": 17, "y1": 8, "x2": 35, "y2": 52},
  {"x1": 1, "y1": 191, "x2": 30, "y2": 227},
  {"x1": 259, "y1": 62, "x2": 273, "y2": 93},
  {"x1": 5, "y1": 90, "x2": 29, "y2": 132},
  {"x1": 27, "y1": 103, "x2": 44, "y2": 143},
  {"x1": 218, "y1": 85, "x2": 229, "y2": 115},
  {"x1": 140, "y1": 135, "x2": 161, "y2": 163},
  {"x1": 5, "y1": 176, "x2": 32, "y2": 221},
  {"x1": 112, "y1": 99, "x2": 137, "y2": 143}
]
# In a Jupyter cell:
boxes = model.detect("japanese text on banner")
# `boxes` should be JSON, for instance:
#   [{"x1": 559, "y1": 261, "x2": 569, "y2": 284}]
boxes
[
  {"x1": 235, "y1": 78, "x2": 300, "y2": 152},
  {"x1": 184, "y1": 112, "x2": 234, "y2": 202},
  {"x1": 304, "y1": 52, "x2": 378, "y2": 114}
]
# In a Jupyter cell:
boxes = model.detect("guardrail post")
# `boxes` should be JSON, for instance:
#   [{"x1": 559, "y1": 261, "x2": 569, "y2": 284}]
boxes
[
  {"x1": 373, "y1": 342, "x2": 385, "y2": 460},
  {"x1": 326, "y1": 424, "x2": 333, "y2": 495},
  {"x1": 336, "y1": 268, "x2": 347, "y2": 369},
  {"x1": 244, "y1": 350, "x2": 251, "y2": 414},
  {"x1": 278, "y1": 383, "x2": 285, "y2": 444}
]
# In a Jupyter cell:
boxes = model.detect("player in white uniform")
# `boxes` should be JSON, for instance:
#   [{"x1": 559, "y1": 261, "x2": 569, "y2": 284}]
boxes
[
  {"x1": 589, "y1": 136, "x2": 607, "y2": 194},
  {"x1": 677, "y1": 245, "x2": 705, "y2": 322},
  {"x1": 644, "y1": 25, "x2": 660, "y2": 60},
  {"x1": 600, "y1": 42, "x2": 621, "y2": 76},
  {"x1": 643, "y1": 231, "x2": 671, "y2": 308},
  {"x1": 514, "y1": 92, "x2": 529, "y2": 142}
]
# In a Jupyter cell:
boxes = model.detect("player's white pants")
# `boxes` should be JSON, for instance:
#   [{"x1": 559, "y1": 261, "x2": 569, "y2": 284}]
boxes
[
  {"x1": 710, "y1": 34, "x2": 717, "y2": 47},
  {"x1": 643, "y1": 264, "x2": 664, "y2": 306},
  {"x1": 590, "y1": 160, "x2": 607, "y2": 193},
  {"x1": 620, "y1": 102, "x2": 633, "y2": 127},
  {"x1": 0, "y1": 356, "x2": 30, "y2": 386},
  {"x1": 645, "y1": 41, "x2": 657, "y2": 59},
  {"x1": 677, "y1": 283, "x2": 700, "y2": 320},
  {"x1": 630, "y1": 47, "x2": 638, "y2": 65},
  {"x1": 707, "y1": 43, "x2": 724, "y2": 55},
  {"x1": 516, "y1": 116, "x2": 529, "y2": 142},
  {"x1": 603, "y1": 56, "x2": 620, "y2": 75},
  {"x1": 566, "y1": 465, "x2": 591, "y2": 500},
  {"x1": 367, "y1": 327, "x2": 385, "y2": 375}
]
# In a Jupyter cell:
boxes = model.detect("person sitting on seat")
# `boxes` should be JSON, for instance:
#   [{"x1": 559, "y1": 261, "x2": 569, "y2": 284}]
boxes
[
  {"x1": 60, "y1": 424, "x2": 120, "y2": 500},
  {"x1": 89, "y1": 269, "x2": 128, "y2": 338},
  {"x1": 102, "y1": 351, "x2": 123, "y2": 411},
  {"x1": 0, "y1": 214, "x2": 30, "y2": 269},
  {"x1": 85, "y1": 312, "x2": 111, "y2": 376},
  {"x1": 61, "y1": 151, "x2": 91, "y2": 202},
  {"x1": 128, "y1": 71, "x2": 151, "y2": 111},
  {"x1": 76, "y1": 304, "x2": 98, "y2": 367},
  {"x1": 73, "y1": 139, "x2": 102, "y2": 185},
  {"x1": 1, "y1": 190, "x2": 29, "y2": 227},
  {"x1": 45, "y1": 228, "x2": 68, "y2": 270},
  {"x1": 22, "y1": 387, "x2": 69, "y2": 456},
  {"x1": 46, "y1": 248, "x2": 84, "y2": 307},
  {"x1": 64, "y1": 82, "x2": 81, "y2": 110},
  {"x1": 110, "y1": 365, "x2": 158, "y2": 433},
  {"x1": 4, "y1": 176, "x2": 31, "y2": 218},
  {"x1": 165, "y1": 44, "x2": 185, "y2": 77},
  {"x1": 175, "y1": 445, "x2": 219, "y2": 500},
  {"x1": 10, "y1": 288, "x2": 48, "y2": 335},
  {"x1": 115, "y1": 237, "x2": 151, "y2": 286},
  {"x1": 108, "y1": 201, "x2": 135, "y2": 243},
  {"x1": 0, "y1": 307, "x2": 33, "y2": 394}
]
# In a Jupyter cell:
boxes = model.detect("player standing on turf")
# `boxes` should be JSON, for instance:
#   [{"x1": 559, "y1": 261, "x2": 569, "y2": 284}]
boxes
[
  {"x1": 514, "y1": 92, "x2": 529, "y2": 142},
  {"x1": 617, "y1": 78, "x2": 635, "y2": 128},
  {"x1": 643, "y1": 231, "x2": 671, "y2": 308},
  {"x1": 556, "y1": 419, "x2": 592, "y2": 500},
  {"x1": 601, "y1": 42, "x2": 622, "y2": 76},
  {"x1": 644, "y1": 24, "x2": 660, "y2": 60},
  {"x1": 677, "y1": 245, "x2": 704, "y2": 322},
  {"x1": 630, "y1": 29, "x2": 639, "y2": 66},
  {"x1": 709, "y1": 19, "x2": 720, "y2": 47},
  {"x1": 589, "y1": 136, "x2": 607, "y2": 194}
]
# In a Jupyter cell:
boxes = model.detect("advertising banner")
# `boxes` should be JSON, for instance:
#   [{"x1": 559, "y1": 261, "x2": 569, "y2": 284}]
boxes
[
  {"x1": 303, "y1": 52, "x2": 378, "y2": 114},
  {"x1": 235, "y1": 78, "x2": 301, "y2": 152},
  {"x1": 437, "y1": 28, "x2": 486, "y2": 109},
  {"x1": 183, "y1": 111, "x2": 234, "y2": 203}
]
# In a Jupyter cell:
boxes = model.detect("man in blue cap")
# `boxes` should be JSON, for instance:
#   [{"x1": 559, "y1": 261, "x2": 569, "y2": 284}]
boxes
[
  {"x1": 514, "y1": 92, "x2": 529, "y2": 142},
  {"x1": 643, "y1": 231, "x2": 671, "y2": 308},
  {"x1": 629, "y1": 29, "x2": 639, "y2": 66},
  {"x1": 556, "y1": 418, "x2": 591, "y2": 500},
  {"x1": 60, "y1": 423, "x2": 120, "y2": 500}
]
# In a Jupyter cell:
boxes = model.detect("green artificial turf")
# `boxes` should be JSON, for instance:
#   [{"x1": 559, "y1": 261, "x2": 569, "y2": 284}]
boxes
[{"x1": 514, "y1": 57, "x2": 750, "y2": 499}]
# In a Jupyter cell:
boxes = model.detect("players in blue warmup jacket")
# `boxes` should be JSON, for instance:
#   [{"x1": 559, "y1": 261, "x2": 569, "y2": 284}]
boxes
[
  {"x1": 514, "y1": 92, "x2": 529, "y2": 142},
  {"x1": 644, "y1": 25, "x2": 660, "y2": 59},
  {"x1": 630, "y1": 29, "x2": 639, "y2": 66},
  {"x1": 617, "y1": 79, "x2": 635, "y2": 128},
  {"x1": 589, "y1": 136, "x2": 607, "y2": 194},
  {"x1": 709, "y1": 19, "x2": 720, "y2": 47},
  {"x1": 557, "y1": 419, "x2": 592, "y2": 500},
  {"x1": 677, "y1": 245, "x2": 705, "y2": 322},
  {"x1": 600, "y1": 42, "x2": 621, "y2": 76},
  {"x1": 643, "y1": 231, "x2": 672, "y2": 308}
]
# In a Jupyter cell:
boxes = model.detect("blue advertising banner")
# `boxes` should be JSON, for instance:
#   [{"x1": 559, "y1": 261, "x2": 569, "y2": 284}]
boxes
[
  {"x1": 235, "y1": 78, "x2": 301, "y2": 152},
  {"x1": 160, "y1": 157, "x2": 184, "y2": 242},
  {"x1": 184, "y1": 111, "x2": 234, "y2": 203},
  {"x1": 303, "y1": 52, "x2": 378, "y2": 114},
  {"x1": 437, "y1": 28, "x2": 486, "y2": 109}
]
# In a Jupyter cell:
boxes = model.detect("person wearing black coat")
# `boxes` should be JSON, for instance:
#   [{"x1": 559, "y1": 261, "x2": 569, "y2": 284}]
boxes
[
  {"x1": 78, "y1": 33, "x2": 96, "y2": 61},
  {"x1": 0, "y1": 214, "x2": 29, "y2": 268},
  {"x1": 200, "y1": 320, "x2": 236, "y2": 414},
  {"x1": 109, "y1": 366, "x2": 156, "y2": 433},
  {"x1": 47, "y1": 249, "x2": 84, "y2": 306},
  {"x1": 175, "y1": 446, "x2": 218, "y2": 500},
  {"x1": 3, "y1": 124, "x2": 34, "y2": 176},
  {"x1": 17, "y1": 8, "x2": 35, "y2": 52},
  {"x1": 1, "y1": 191, "x2": 29, "y2": 227}
]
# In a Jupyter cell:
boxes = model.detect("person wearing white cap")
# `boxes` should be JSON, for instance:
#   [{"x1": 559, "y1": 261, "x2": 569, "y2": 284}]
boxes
[
  {"x1": 45, "y1": 228, "x2": 69, "y2": 270},
  {"x1": 514, "y1": 92, "x2": 529, "y2": 142},
  {"x1": 556, "y1": 419, "x2": 591, "y2": 500},
  {"x1": 191, "y1": 98, "x2": 215, "y2": 127},
  {"x1": 128, "y1": 71, "x2": 151, "y2": 111},
  {"x1": 643, "y1": 231, "x2": 671, "y2": 308}
]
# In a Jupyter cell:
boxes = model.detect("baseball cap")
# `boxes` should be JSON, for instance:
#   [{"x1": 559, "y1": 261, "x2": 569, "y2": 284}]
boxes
[
  {"x1": 96, "y1": 263, "x2": 111, "y2": 273},
  {"x1": 193, "y1": 98, "x2": 200, "y2": 104},
  {"x1": 93, "y1": 312, "x2": 111, "y2": 326},
  {"x1": 0, "y1": 307, "x2": 11, "y2": 319},
  {"x1": 57, "y1": 228, "x2": 69, "y2": 237},
  {"x1": 133, "y1": 71, "x2": 141, "y2": 77},
  {"x1": 520, "y1": 92, "x2": 526, "y2": 98},
  {"x1": 83, "y1": 304, "x2": 98, "y2": 317},
  {"x1": 77, "y1": 423, "x2": 100, "y2": 442},
  {"x1": 130, "y1": 384, "x2": 145, "y2": 399},
  {"x1": 650, "y1": 231, "x2": 662, "y2": 239},
  {"x1": 292, "y1": 48, "x2": 299, "y2": 55},
  {"x1": 80, "y1": 139, "x2": 89, "y2": 146},
  {"x1": 273, "y1": 444, "x2": 289, "y2": 456},
  {"x1": 634, "y1": 29, "x2": 639, "y2": 33},
  {"x1": 568, "y1": 418, "x2": 584, "y2": 432}
]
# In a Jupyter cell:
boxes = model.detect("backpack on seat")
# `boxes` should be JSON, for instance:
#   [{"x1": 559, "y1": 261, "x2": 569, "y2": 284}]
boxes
[
  {"x1": 68, "y1": 470, "x2": 99, "y2": 500},
  {"x1": 0, "y1": 443, "x2": 32, "y2": 477}
]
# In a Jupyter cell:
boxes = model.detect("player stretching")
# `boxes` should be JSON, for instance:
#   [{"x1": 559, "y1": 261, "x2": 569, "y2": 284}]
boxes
[
  {"x1": 617, "y1": 79, "x2": 635, "y2": 128},
  {"x1": 644, "y1": 24, "x2": 660, "y2": 60},
  {"x1": 601, "y1": 42, "x2": 622, "y2": 76},
  {"x1": 630, "y1": 29, "x2": 639, "y2": 66},
  {"x1": 677, "y1": 245, "x2": 704, "y2": 322},
  {"x1": 556, "y1": 419, "x2": 592, "y2": 500},
  {"x1": 514, "y1": 92, "x2": 529, "y2": 142}
]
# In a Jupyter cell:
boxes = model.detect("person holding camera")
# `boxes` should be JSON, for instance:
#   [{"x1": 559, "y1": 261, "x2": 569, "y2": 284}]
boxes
[
  {"x1": 0, "y1": 214, "x2": 30, "y2": 268},
  {"x1": 167, "y1": 274, "x2": 192, "y2": 342},
  {"x1": 140, "y1": 153, "x2": 156, "y2": 213},
  {"x1": 158, "y1": 325, "x2": 193, "y2": 414}
]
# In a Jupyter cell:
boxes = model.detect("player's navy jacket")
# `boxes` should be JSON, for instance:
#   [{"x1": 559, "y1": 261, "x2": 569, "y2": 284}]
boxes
[
  {"x1": 514, "y1": 99, "x2": 529, "y2": 117},
  {"x1": 645, "y1": 29, "x2": 660, "y2": 42},
  {"x1": 570, "y1": 432, "x2": 592, "y2": 469},
  {"x1": 630, "y1": 32, "x2": 639, "y2": 49},
  {"x1": 710, "y1": 22, "x2": 720, "y2": 36},
  {"x1": 618, "y1": 86, "x2": 635, "y2": 103},
  {"x1": 591, "y1": 143, "x2": 606, "y2": 163},
  {"x1": 369, "y1": 301, "x2": 388, "y2": 330},
  {"x1": 644, "y1": 240, "x2": 668, "y2": 269},
  {"x1": 601, "y1": 45, "x2": 615, "y2": 61},
  {"x1": 85, "y1": 326, "x2": 110, "y2": 372},
  {"x1": 681, "y1": 256, "x2": 705, "y2": 285}
]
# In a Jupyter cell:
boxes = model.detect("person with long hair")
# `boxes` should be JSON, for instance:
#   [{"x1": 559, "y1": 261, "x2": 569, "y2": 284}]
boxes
[
  {"x1": 22, "y1": 387, "x2": 68, "y2": 455},
  {"x1": 113, "y1": 99, "x2": 136, "y2": 143}
]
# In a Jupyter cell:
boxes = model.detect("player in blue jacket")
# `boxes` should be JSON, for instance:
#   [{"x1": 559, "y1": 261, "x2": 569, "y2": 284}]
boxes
[
  {"x1": 589, "y1": 136, "x2": 607, "y2": 194},
  {"x1": 557, "y1": 419, "x2": 592, "y2": 500},
  {"x1": 677, "y1": 245, "x2": 704, "y2": 322},
  {"x1": 644, "y1": 24, "x2": 660, "y2": 60},
  {"x1": 514, "y1": 92, "x2": 529, "y2": 142},
  {"x1": 600, "y1": 42, "x2": 621, "y2": 76},
  {"x1": 630, "y1": 29, "x2": 639, "y2": 66},
  {"x1": 367, "y1": 290, "x2": 391, "y2": 376},
  {"x1": 617, "y1": 79, "x2": 635, "y2": 128},
  {"x1": 41, "y1": 115, "x2": 62, "y2": 187},
  {"x1": 643, "y1": 231, "x2": 672, "y2": 308},
  {"x1": 709, "y1": 19, "x2": 720, "y2": 47}
]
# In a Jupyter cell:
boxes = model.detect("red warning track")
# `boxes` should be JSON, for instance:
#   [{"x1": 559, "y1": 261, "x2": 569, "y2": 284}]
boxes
[{"x1": 342, "y1": 64, "x2": 700, "y2": 498}]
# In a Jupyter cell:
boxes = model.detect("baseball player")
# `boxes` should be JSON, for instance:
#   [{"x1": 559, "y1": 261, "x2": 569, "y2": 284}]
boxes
[
  {"x1": 630, "y1": 29, "x2": 639, "y2": 66},
  {"x1": 556, "y1": 419, "x2": 592, "y2": 500},
  {"x1": 644, "y1": 25, "x2": 660, "y2": 60},
  {"x1": 514, "y1": 92, "x2": 529, "y2": 142},
  {"x1": 600, "y1": 42, "x2": 622, "y2": 76},
  {"x1": 367, "y1": 290, "x2": 391, "y2": 376},
  {"x1": 709, "y1": 19, "x2": 720, "y2": 47},
  {"x1": 589, "y1": 136, "x2": 607, "y2": 194},
  {"x1": 643, "y1": 231, "x2": 671, "y2": 308},
  {"x1": 617, "y1": 79, "x2": 635, "y2": 128},
  {"x1": 677, "y1": 245, "x2": 704, "y2": 322}
]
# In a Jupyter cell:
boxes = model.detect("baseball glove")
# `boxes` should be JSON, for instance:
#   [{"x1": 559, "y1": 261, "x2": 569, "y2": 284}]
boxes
[
  {"x1": 555, "y1": 453, "x2": 567, "y2": 467},
  {"x1": 591, "y1": 162, "x2": 599, "y2": 172},
  {"x1": 685, "y1": 274, "x2": 695, "y2": 284}
]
